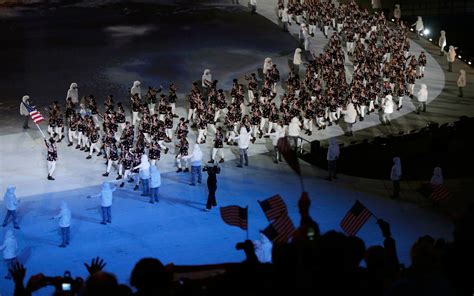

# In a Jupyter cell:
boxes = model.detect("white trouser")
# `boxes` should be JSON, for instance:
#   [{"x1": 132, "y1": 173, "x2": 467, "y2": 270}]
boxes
[
  {"x1": 176, "y1": 156, "x2": 188, "y2": 169},
  {"x1": 158, "y1": 140, "x2": 167, "y2": 150},
  {"x1": 68, "y1": 129, "x2": 77, "y2": 143},
  {"x1": 324, "y1": 26, "x2": 329, "y2": 36},
  {"x1": 252, "y1": 125, "x2": 259, "y2": 138},
  {"x1": 346, "y1": 42, "x2": 354, "y2": 54},
  {"x1": 165, "y1": 128, "x2": 173, "y2": 140},
  {"x1": 48, "y1": 126, "x2": 55, "y2": 137},
  {"x1": 106, "y1": 160, "x2": 119, "y2": 173},
  {"x1": 77, "y1": 132, "x2": 84, "y2": 146},
  {"x1": 214, "y1": 110, "x2": 222, "y2": 122},
  {"x1": 55, "y1": 127, "x2": 63, "y2": 139},
  {"x1": 316, "y1": 117, "x2": 325, "y2": 127},
  {"x1": 119, "y1": 123, "x2": 126, "y2": 135},
  {"x1": 120, "y1": 168, "x2": 131, "y2": 181},
  {"x1": 132, "y1": 111, "x2": 140, "y2": 126},
  {"x1": 143, "y1": 133, "x2": 151, "y2": 144},
  {"x1": 382, "y1": 113, "x2": 391, "y2": 122},
  {"x1": 159, "y1": 114, "x2": 165, "y2": 121},
  {"x1": 171, "y1": 103, "x2": 176, "y2": 115},
  {"x1": 303, "y1": 118, "x2": 313, "y2": 131},
  {"x1": 268, "y1": 122, "x2": 275, "y2": 134},
  {"x1": 82, "y1": 134, "x2": 89, "y2": 148},
  {"x1": 369, "y1": 100, "x2": 375, "y2": 112},
  {"x1": 296, "y1": 15, "x2": 302, "y2": 23},
  {"x1": 260, "y1": 118, "x2": 268, "y2": 131},
  {"x1": 187, "y1": 108, "x2": 196, "y2": 121},
  {"x1": 329, "y1": 112, "x2": 338, "y2": 122},
  {"x1": 359, "y1": 105, "x2": 366, "y2": 118},
  {"x1": 408, "y1": 84, "x2": 415, "y2": 95},
  {"x1": 92, "y1": 114, "x2": 99, "y2": 126},
  {"x1": 309, "y1": 24, "x2": 316, "y2": 35},
  {"x1": 248, "y1": 90, "x2": 254, "y2": 103},
  {"x1": 48, "y1": 160, "x2": 56, "y2": 176},
  {"x1": 225, "y1": 130, "x2": 235, "y2": 141},
  {"x1": 331, "y1": 18, "x2": 336, "y2": 28},
  {"x1": 337, "y1": 23, "x2": 343, "y2": 33},
  {"x1": 197, "y1": 129, "x2": 205, "y2": 143},
  {"x1": 420, "y1": 66, "x2": 425, "y2": 76},
  {"x1": 148, "y1": 104, "x2": 155, "y2": 115},
  {"x1": 398, "y1": 97, "x2": 403, "y2": 108},
  {"x1": 283, "y1": 125, "x2": 288, "y2": 135},
  {"x1": 304, "y1": 38, "x2": 310, "y2": 51},
  {"x1": 212, "y1": 148, "x2": 224, "y2": 161},
  {"x1": 288, "y1": 14, "x2": 293, "y2": 24},
  {"x1": 89, "y1": 142, "x2": 100, "y2": 156}
]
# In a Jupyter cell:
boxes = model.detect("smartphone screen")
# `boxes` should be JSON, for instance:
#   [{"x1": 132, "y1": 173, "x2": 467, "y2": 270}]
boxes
[{"x1": 62, "y1": 283, "x2": 71, "y2": 291}]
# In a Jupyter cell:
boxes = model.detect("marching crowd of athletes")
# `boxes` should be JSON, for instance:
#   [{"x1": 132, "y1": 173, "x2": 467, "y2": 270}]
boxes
[{"x1": 39, "y1": 0, "x2": 428, "y2": 182}]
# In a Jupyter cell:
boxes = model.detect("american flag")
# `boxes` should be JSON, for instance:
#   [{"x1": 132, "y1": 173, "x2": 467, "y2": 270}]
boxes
[
  {"x1": 220, "y1": 206, "x2": 248, "y2": 230},
  {"x1": 258, "y1": 195, "x2": 287, "y2": 222},
  {"x1": 262, "y1": 214, "x2": 295, "y2": 244},
  {"x1": 23, "y1": 102, "x2": 44, "y2": 124},
  {"x1": 340, "y1": 201, "x2": 373, "y2": 236},
  {"x1": 431, "y1": 185, "x2": 451, "y2": 202}
]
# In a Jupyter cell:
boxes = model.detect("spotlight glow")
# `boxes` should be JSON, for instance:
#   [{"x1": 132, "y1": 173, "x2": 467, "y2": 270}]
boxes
[
  {"x1": 423, "y1": 28, "x2": 430, "y2": 36},
  {"x1": 429, "y1": 38, "x2": 433, "y2": 41},
  {"x1": 391, "y1": 18, "x2": 395, "y2": 22},
  {"x1": 458, "y1": 55, "x2": 462, "y2": 59},
  {"x1": 469, "y1": 61, "x2": 472, "y2": 65},
  {"x1": 410, "y1": 28, "x2": 414, "y2": 32}
]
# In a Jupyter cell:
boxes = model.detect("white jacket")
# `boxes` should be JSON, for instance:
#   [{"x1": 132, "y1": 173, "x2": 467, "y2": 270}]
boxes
[
  {"x1": 457, "y1": 70, "x2": 466, "y2": 87},
  {"x1": 66, "y1": 83, "x2": 79, "y2": 104},
  {"x1": 288, "y1": 117, "x2": 301, "y2": 137},
  {"x1": 342, "y1": 103, "x2": 357, "y2": 123},
  {"x1": 19, "y1": 96, "x2": 30, "y2": 116},
  {"x1": 438, "y1": 31, "x2": 446, "y2": 48},
  {"x1": 267, "y1": 126, "x2": 284, "y2": 146},
  {"x1": 383, "y1": 96, "x2": 394, "y2": 114},
  {"x1": 54, "y1": 202, "x2": 71, "y2": 228},
  {"x1": 92, "y1": 182, "x2": 116, "y2": 207},
  {"x1": 3, "y1": 186, "x2": 18, "y2": 211},
  {"x1": 391, "y1": 157, "x2": 402, "y2": 181},
  {"x1": 447, "y1": 46, "x2": 456, "y2": 63},
  {"x1": 0, "y1": 231, "x2": 18, "y2": 260},
  {"x1": 417, "y1": 84, "x2": 428, "y2": 102},
  {"x1": 281, "y1": 8, "x2": 289, "y2": 22},
  {"x1": 134, "y1": 155, "x2": 151, "y2": 179},
  {"x1": 293, "y1": 48, "x2": 302, "y2": 66},
  {"x1": 131, "y1": 81, "x2": 142, "y2": 99},
  {"x1": 232, "y1": 127, "x2": 251, "y2": 149},
  {"x1": 184, "y1": 144, "x2": 203, "y2": 166}
]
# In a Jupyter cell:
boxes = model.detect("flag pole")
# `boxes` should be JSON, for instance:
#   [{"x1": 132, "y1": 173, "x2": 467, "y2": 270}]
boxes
[{"x1": 35, "y1": 123, "x2": 46, "y2": 139}]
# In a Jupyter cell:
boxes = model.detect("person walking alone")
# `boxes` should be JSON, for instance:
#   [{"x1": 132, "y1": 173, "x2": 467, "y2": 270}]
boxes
[
  {"x1": 232, "y1": 126, "x2": 251, "y2": 168},
  {"x1": 2, "y1": 186, "x2": 20, "y2": 229},
  {"x1": 326, "y1": 138, "x2": 340, "y2": 181},
  {"x1": 0, "y1": 230, "x2": 18, "y2": 279},
  {"x1": 390, "y1": 157, "x2": 402, "y2": 199},
  {"x1": 52, "y1": 201, "x2": 71, "y2": 248},
  {"x1": 457, "y1": 70, "x2": 466, "y2": 97},
  {"x1": 19, "y1": 95, "x2": 31, "y2": 130},
  {"x1": 89, "y1": 182, "x2": 116, "y2": 225},
  {"x1": 184, "y1": 144, "x2": 203, "y2": 186},
  {"x1": 149, "y1": 166, "x2": 161, "y2": 203}
]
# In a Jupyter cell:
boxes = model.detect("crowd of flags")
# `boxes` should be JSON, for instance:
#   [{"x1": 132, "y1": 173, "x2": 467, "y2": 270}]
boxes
[{"x1": 220, "y1": 193, "x2": 380, "y2": 243}]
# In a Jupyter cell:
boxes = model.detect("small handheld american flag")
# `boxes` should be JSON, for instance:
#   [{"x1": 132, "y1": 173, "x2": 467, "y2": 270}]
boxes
[
  {"x1": 340, "y1": 200, "x2": 373, "y2": 237},
  {"x1": 23, "y1": 102, "x2": 44, "y2": 124}
]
